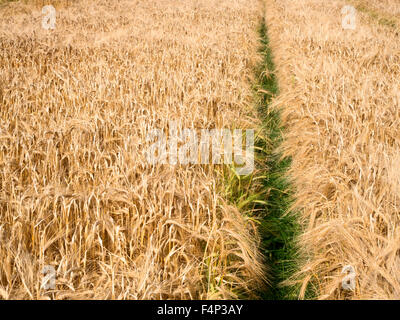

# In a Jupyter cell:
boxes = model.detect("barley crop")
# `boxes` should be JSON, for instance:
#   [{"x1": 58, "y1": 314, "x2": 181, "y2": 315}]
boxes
[
  {"x1": 0, "y1": 0, "x2": 265, "y2": 299},
  {"x1": 265, "y1": 0, "x2": 400, "y2": 299}
]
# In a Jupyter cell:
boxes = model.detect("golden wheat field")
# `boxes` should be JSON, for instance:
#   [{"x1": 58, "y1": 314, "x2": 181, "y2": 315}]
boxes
[
  {"x1": 0, "y1": 0, "x2": 265, "y2": 299},
  {"x1": 265, "y1": 0, "x2": 400, "y2": 299},
  {"x1": 0, "y1": 0, "x2": 400, "y2": 301}
]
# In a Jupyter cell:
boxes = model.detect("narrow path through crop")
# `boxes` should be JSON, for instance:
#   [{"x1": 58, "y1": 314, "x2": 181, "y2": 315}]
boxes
[
  {"x1": 253, "y1": 13, "x2": 303, "y2": 300},
  {"x1": 223, "y1": 11, "x2": 304, "y2": 299}
]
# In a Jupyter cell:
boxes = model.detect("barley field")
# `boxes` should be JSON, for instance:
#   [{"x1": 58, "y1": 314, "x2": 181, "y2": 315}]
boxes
[
  {"x1": 1, "y1": 0, "x2": 400, "y2": 301},
  {"x1": 0, "y1": 0, "x2": 265, "y2": 299},
  {"x1": 265, "y1": 0, "x2": 400, "y2": 299}
]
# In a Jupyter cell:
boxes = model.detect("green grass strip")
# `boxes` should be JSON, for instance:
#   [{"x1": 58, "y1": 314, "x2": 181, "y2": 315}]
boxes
[
  {"x1": 223, "y1": 15, "x2": 306, "y2": 299},
  {"x1": 253, "y1": 18, "x2": 301, "y2": 300},
  {"x1": 223, "y1": 14, "x2": 309, "y2": 299}
]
